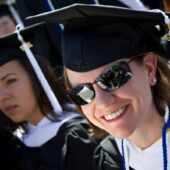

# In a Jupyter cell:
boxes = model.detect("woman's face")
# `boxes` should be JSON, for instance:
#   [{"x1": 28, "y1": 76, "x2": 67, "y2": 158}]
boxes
[
  {"x1": 0, "y1": 60, "x2": 43, "y2": 124},
  {"x1": 0, "y1": 15, "x2": 16, "y2": 37},
  {"x1": 66, "y1": 55, "x2": 158, "y2": 138}
]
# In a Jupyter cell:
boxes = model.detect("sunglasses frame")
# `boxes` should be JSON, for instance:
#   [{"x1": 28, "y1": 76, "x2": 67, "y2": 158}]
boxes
[{"x1": 67, "y1": 55, "x2": 144, "y2": 105}]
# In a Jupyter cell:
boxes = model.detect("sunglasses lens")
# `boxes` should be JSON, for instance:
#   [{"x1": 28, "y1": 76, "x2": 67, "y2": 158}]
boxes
[
  {"x1": 96, "y1": 62, "x2": 132, "y2": 91},
  {"x1": 68, "y1": 84, "x2": 95, "y2": 105},
  {"x1": 68, "y1": 62, "x2": 132, "y2": 105}
]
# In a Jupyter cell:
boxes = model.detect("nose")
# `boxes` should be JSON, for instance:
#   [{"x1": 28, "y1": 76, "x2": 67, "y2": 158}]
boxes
[
  {"x1": 0, "y1": 88, "x2": 11, "y2": 102},
  {"x1": 93, "y1": 84, "x2": 116, "y2": 111}
]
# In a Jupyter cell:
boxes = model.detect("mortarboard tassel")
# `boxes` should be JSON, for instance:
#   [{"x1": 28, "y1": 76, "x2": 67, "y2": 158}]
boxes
[{"x1": 15, "y1": 25, "x2": 63, "y2": 114}]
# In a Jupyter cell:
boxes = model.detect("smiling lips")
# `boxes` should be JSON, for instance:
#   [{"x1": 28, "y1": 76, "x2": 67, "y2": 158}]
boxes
[{"x1": 104, "y1": 106, "x2": 126, "y2": 121}]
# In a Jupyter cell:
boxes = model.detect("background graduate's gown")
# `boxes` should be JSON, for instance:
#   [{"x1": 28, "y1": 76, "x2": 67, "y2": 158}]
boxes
[
  {"x1": 7, "y1": 116, "x2": 98, "y2": 170},
  {"x1": 0, "y1": 114, "x2": 14, "y2": 170},
  {"x1": 0, "y1": 129, "x2": 12, "y2": 170}
]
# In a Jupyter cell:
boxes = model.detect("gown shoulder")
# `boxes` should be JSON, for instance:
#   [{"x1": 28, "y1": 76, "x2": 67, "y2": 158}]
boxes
[
  {"x1": 8, "y1": 116, "x2": 98, "y2": 170},
  {"x1": 93, "y1": 135, "x2": 134, "y2": 170}
]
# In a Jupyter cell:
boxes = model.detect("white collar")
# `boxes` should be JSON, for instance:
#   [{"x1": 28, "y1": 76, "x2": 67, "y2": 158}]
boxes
[
  {"x1": 115, "y1": 132, "x2": 170, "y2": 170},
  {"x1": 115, "y1": 106, "x2": 170, "y2": 170},
  {"x1": 16, "y1": 112, "x2": 78, "y2": 147}
]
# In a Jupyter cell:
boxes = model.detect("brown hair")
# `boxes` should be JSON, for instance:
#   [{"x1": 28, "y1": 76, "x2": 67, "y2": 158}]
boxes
[
  {"x1": 5, "y1": 55, "x2": 70, "y2": 133},
  {"x1": 164, "y1": 0, "x2": 170, "y2": 12},
  {"x1": 135, "y1": 53, "x2": 170, "y2": 116},
  {"x1": 20, "y1": 55, "x2": 69, "y2": 117}
]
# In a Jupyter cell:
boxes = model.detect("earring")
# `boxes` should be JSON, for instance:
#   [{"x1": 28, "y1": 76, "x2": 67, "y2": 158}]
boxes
[{"x1": 152, "y1": 78, "x2": 157, "y2": 85}]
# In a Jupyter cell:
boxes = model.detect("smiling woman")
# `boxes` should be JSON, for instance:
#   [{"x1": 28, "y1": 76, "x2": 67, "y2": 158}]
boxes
[
  {"x1": 0, "y1": 23, "x2": 99, "y2": 170},
  {"x1": 26, "y1": 4, "x2": 170, "y2": 170}
]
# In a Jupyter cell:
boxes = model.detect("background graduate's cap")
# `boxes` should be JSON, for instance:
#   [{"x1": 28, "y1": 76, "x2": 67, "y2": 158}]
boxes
[
  {"x1": 0, "y1": 23, "x2": 62, "y2": 112},
  {"x1": 27, "y1": 4, "x2": 170, "y2": 72},
  {"x1": 0, "y1": 23, "x2": 41, "y2": 65}
]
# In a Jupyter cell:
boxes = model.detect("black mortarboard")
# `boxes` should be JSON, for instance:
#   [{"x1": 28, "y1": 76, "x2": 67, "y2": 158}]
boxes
[
  {"x1": 0, "y1": 23, "x2": 62, "y2": 112},
  {"x1": 0, "y1": 23, "x2": 42, "y2": 66},
  {"x1": 27, "y1": 4, "x2": 170, "y2": 72}
]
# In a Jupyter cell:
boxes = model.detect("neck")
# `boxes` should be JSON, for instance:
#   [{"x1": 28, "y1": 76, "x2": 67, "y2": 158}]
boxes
[
  {"x1": 28, "y1": 108, "x2": 45, "y2": 125},
  {"x1": 128, "y1": 111, "x2": 165, "y2": 149}
]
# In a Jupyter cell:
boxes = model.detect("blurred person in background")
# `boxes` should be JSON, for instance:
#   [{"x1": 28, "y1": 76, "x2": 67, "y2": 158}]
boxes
[
  {"x1": 0, "y1": 0, "x2": 23, "y2": 37},
  {"x1": 0, "y1": 23, "x2": 99, "y2": 170},
  {"x1": 0, "y1": 1, "x2": 23, "y2": 169}
]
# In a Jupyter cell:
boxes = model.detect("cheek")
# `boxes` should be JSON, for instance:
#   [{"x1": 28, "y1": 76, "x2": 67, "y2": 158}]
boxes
[
  {"x1": 7, "y1": 22, "x2": 16, "y2": 30},
  {"x1": 122, "y1": 70, "x2": 153, "y2": 112},
  {"x1": 81, "y1": 105, "x2": 98, "y2": 125},
  {"x1": 81, "y1": 105, "x2": 93, "y2": 120},
  {"x1": 16, "y1": 80, "x2": 36, "y2": 104},
  {"x1": 132, "y1": 71, "x2": 151, "y2": 99},
  {"x1": 81, "y1": 105, "x2": 105, "y2": 129},
  {"x1": 125, "y1": 65, "x2": 150, "y2": 93}
]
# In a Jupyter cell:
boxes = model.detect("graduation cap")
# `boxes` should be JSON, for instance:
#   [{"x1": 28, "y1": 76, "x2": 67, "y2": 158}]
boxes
[
  {"x1": 27, "y1": 4, "x2": 170, "y2": 72},
  {"x1": 0, "y1": 22, "x2": 62, "y2": 113}
]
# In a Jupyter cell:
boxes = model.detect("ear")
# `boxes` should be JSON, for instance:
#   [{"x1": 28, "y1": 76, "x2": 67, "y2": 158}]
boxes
[{"x1": 143, "y1": 54, "x2": 157, "y2": 86}]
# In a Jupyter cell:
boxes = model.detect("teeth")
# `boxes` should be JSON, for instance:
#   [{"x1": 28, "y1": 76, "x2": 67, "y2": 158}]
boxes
[{"x1": 104, "y1": 107, "x2": 125, "y2": 120}]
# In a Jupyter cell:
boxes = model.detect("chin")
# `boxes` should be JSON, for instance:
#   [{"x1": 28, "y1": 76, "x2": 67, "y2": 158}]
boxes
[
  {"x1": 109, "y1": 129, "x2": 134, "y2": 139},
  {"x1": 10, "y1": 117, "x2": 22, "y2": 124}
]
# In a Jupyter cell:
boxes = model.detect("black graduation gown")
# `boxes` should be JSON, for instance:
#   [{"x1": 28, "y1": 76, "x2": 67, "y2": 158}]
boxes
[
  {"x1": 93, "y1": 135, "x2": 134, "y2": 170},
  {"x1": 0, "y1": 129, "x2": 12, "y2": 170},
  {"x1": 7, "y1": 117, "x2": 98, "y2": 170}
]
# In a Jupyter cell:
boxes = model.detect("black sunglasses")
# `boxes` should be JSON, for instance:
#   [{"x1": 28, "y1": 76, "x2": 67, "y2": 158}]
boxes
[{"x1": 67, "y1": 58, "x2": 135, "y2": 105}]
